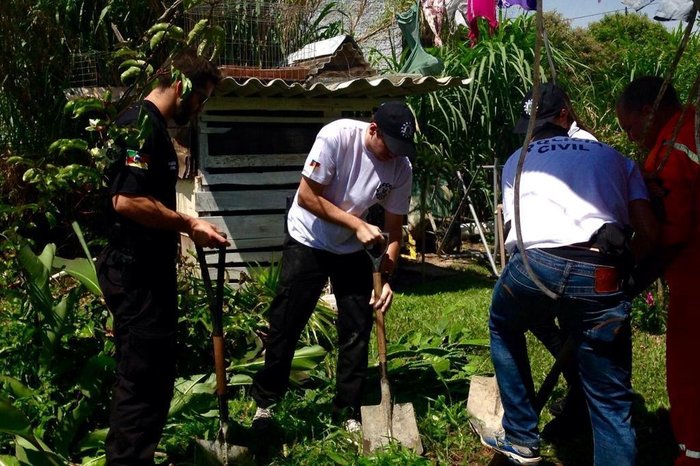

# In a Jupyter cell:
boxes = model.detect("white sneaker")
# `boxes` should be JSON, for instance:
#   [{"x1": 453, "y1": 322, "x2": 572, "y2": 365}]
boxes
[
  {"x1": 253, "y1": 407, "x2": 272, "y2": 421},
  {"x1": 344, "y1": 419, "x2": 362, "y2": 433}
]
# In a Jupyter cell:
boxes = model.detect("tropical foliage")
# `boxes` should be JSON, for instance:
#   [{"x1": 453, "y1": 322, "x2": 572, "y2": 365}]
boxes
[{"x1": 1, "y1": 1, "x2": 698, "y2": 464}]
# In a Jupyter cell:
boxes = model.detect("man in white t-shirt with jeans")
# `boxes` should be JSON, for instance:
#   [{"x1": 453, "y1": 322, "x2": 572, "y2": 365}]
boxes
[
  {"x1": 478, "y1": 83, "x2": 657, "y2": 465},
  {"x1": 250, "y1": 101, "x2": 415, "y2": 432}
]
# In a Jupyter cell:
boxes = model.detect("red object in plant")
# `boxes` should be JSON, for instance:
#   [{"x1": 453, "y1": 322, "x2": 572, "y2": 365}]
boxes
[{"x1": 645, "y1": 291, "x2": 655, "y2": 307}]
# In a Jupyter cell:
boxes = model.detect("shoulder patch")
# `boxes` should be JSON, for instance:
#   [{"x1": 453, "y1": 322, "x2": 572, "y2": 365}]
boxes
[{"x1": 125, "y1": 149, "x2": 150, "y2": 170}]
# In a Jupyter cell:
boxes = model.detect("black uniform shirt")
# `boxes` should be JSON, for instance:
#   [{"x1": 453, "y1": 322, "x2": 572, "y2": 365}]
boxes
[{"x1": 107, "y1": 100, "x2": 179, "y2": 259}]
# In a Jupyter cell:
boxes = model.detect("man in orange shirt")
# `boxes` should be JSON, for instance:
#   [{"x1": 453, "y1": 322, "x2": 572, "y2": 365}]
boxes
[{"x1": 617, "y1": 76, "x2": 700, "y2": 466}]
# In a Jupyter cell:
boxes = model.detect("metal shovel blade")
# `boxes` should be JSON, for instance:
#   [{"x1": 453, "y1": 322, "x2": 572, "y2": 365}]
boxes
[
  {"x1": 466, "y1": 375, "x2": 504, "y2": 439},
  {"x1": 194, "y1": 439, "x2": 253, "y2": 466},
  {"x1": 361, "y1": 402, "x2": 423, "y2": 454}
]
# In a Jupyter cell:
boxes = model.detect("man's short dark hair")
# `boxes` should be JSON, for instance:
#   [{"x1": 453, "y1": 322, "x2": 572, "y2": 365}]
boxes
[
  {"x1": 617, "y1": 76, "x2": 680, "y2": 112},
  {"x1": 156, "y1": 48, "x2": 221, "y2": 90}
]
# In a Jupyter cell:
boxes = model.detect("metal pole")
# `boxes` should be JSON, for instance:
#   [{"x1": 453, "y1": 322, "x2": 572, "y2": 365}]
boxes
[{"x1": 468, "y1": 197, "x2": 499, "y2": 277}]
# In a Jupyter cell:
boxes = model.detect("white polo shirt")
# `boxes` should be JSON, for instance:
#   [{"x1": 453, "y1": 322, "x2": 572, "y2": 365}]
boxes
[
  {"x1": 502, "y1": 136, "x2": 648, "y2": 252},
  {"x1": 287, "y1": 119, "x2": 413, "y2": 254}
]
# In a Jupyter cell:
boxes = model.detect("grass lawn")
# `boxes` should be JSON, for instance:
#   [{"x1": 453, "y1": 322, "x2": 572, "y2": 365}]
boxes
[{"x1": 183, "y1": 255, "x2": 674, "y2": 465}]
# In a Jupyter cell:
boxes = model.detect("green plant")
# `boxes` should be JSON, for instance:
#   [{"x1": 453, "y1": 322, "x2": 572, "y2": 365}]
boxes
[
  {"x1": 631, "y1": 282, "x2": 668, "y2": 335},
  {"x1": 0, "y1": 224, "x2": 111, "y2": 464}
]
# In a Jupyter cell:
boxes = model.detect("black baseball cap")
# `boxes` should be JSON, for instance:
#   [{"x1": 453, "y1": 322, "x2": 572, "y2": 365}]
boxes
[
  {"x1": 514, "y1": 82, "x2": 567, "y2": 134},
  {"x1": 373, "y1": 101, "x2": 417, "y2": 160}
]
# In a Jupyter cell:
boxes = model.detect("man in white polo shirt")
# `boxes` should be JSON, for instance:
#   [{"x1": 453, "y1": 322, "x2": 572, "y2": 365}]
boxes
[
  {"x1": 478, "y1": 83, "x2": 657, "y2": 465},
  {"x1": 250, "y1": 101, "x2": 415, "y2": 432}
]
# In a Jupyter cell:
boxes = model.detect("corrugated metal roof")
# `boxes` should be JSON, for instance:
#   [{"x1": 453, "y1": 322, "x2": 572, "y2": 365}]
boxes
[{"x1": 217, "y1": 74, "x2": 472, "y2": 99}]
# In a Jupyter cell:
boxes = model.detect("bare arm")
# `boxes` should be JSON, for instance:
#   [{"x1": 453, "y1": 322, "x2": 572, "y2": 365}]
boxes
[
  {"x1": 624, "y1": 198, "x2": 667, "y2": 297},
  {"x1": 628, "y1": 198, "x2": 659, "y2": 259},
  {"x1": 112, "y1": 193, "x2": 229, "y2": 248},
  {"x1": 296, "y1": 176, "x2": 384, "y2": 246}
]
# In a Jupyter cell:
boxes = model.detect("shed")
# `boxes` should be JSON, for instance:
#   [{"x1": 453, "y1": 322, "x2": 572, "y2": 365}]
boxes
[{"x1": 177, "y1": 36, "x2": 470, "y2": 284}]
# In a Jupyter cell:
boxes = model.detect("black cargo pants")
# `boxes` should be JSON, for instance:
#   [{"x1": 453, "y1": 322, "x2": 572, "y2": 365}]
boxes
[
  {"x1": 251, "y1": 235, "x2": 374, "y2": 420},
  {"x1": 97, "y1": 245, "x2": 178, "y2": 466}
]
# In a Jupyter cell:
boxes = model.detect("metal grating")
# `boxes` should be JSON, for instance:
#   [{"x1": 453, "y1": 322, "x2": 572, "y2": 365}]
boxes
[
  {"x1": 70, "y1": 51, "x2": 100, "y2": 87},
  {"x1": 184, "y1": 0, "x2": 320, "y2": 80}
]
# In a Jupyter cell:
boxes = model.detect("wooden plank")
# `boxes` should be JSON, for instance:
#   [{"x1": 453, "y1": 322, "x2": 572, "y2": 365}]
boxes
[
  {"x1": 199, "y1": 171, "x2": 300, "y2": 187},
  {"x1": 199, "y1": 214, "x2": 286, "y2": 240},
  {"x1": 202, "y1": 249, "x2": 283, "y2": 265},
  {"x1": 195, "y1": 190, "x2": 296, "y2": 213},
  {"x1": 204, "y1": 153, "x2": 307, "y2": 169}
]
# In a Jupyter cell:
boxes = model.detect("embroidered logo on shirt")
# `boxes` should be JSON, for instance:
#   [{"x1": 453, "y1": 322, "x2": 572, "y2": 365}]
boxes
[
  {"x1": 309, "y1": 160, "x2": 321, "y2": 170},
  {"x1": 375, "y1": 182, "x2": 392, "y2": 200},
  {"x1": 125, "y1": 149, "x2": 149, "y2": 170}
]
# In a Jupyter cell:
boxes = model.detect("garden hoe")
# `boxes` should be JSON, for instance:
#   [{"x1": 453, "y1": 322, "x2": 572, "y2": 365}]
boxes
[
  {"x1": 467, "y1": 335, "x2": 576, "y2": 442},
  {"x1": 194, "y1": 245, "x2": 251, "y2": 466},
  {"x1": 361, "y1": 234, "x2": 422, "y2": 455}
]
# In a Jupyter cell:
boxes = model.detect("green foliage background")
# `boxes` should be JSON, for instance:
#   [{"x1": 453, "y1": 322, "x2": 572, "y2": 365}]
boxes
[{"x1": 0, "y1": 1, "x2": 697, "y2": 464}]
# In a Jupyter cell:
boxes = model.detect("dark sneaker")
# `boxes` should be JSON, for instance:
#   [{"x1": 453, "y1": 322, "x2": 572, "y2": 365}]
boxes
[{"x1": 480, "y1": 434, "x2": 541, "y2": 464}]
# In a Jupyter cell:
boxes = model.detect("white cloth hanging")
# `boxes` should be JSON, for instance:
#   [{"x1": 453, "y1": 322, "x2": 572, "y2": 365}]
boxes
[
  {"x1": 654, "y1": 0, "x2": 694, "y2": 21},
  {"x1": 621, "y1": 0, "x2": 695, "y2": 21},
  {"x1": 446, "y1": 0, "x2": 469, "y2": 29}
]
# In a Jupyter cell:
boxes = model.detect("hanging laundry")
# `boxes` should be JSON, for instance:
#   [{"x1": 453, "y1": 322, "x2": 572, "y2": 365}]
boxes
[
  {"x1": 422, "y1": 0, "x2": 447, "y2": 46},
  {"x1": 467, "y1": 0, "x2": 498, "y2": 45},
  {"x1": 654, "y1": 0, "x2": 694, "y2": 21},
  {"x1": 446, "y1": 0, "x2": 469, "y2": 29},
  {"x1": 398, "y1": 2, "x2": 445, "y2": 75},
  {"x1": 497, "y1": 0, "x2": 536, "y2": 10}
]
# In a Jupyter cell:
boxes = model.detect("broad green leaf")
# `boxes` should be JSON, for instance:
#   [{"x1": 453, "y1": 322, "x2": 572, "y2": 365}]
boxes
[
  {"x1": 14, "y1": 437, "x2": 63, "y2": 466},
  {"x1": 168, "y1": 373, "x2": 214, "y2": 418},
  {"x1": 52, "y1": 257, "x2": 101, "y2": 296},
  {"x1": 17, "y1": 244, "x2": 54, "y2": 313},
  {"x1": 229, "y1": 374, "x2": 252, "y2": 386},
  {"x1": 53, "y1": 354, "x2": 114, "y2": 456},
  {"x1": 71, "y1": 221, "x2": 94, "y2": 264},
  {"x1": 96, "y1": 4, "x2": 111, "y2": 29},
  {"x1": 231, "y1": 345, "x2": 325, "y2": 373},
  {"x1": 76, "y1": 428, "x2": 108, "y2": 454},
  {"x1": 42, "y1": 294, "x2": 71, "y2": 356},
  {"x1": 0, "y1": 456, "x2": 20, "y2": 466},
  {"x1": 0, "y1": 376, "x2": 35, "y2": 399},
  {"x1": 0, "y1": 399, "x2": 33, "y2": 438},
  {"x1": 81, "y1": 455, "x2": 106, "y2": 466}
]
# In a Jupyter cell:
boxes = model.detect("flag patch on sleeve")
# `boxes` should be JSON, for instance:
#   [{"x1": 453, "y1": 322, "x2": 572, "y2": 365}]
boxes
[
  {"x1": 125, "y1": 149, "x2": 150, "y2": 170},
  {"x1": 309, "y1": 160, "x2": 321, "y2": 170}
]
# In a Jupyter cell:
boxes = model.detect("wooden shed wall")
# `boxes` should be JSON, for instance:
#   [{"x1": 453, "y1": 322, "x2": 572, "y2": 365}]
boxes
[{"x1": 179, "y1": 96, "x2": 382, "y2": 284}]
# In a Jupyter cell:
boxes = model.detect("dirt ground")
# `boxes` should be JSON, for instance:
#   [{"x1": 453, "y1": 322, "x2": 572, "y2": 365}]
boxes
[{"x1": 393, "y1": 242, "x2": 500, "y2": 290}]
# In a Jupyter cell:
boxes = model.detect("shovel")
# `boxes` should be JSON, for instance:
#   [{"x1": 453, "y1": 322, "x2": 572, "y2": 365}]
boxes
[
  {"x1": 361, "y1": 234, "x2": 422, "y2": 455},
  {"x1": 467, "y1": 335, "x2": 576, "y2": 439},
  {"x1": 194, "y1": 245, "x2": 250, "y2": 465}
]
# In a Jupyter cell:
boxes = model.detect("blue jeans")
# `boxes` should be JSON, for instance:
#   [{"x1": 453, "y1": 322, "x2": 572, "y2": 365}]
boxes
[{"x1": 489, "y1": 248, "x2": 636, "y2": 466}]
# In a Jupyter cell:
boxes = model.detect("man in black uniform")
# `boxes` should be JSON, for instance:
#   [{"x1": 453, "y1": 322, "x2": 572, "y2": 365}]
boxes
[{"x1": 96, "y1": 49, "x2": 229, "y2": 466}]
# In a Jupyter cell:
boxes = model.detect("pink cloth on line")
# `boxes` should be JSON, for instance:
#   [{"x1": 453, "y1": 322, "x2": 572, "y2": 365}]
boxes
[{"x1": 467, "y1": 0, "x2": 498, "y2": 45}]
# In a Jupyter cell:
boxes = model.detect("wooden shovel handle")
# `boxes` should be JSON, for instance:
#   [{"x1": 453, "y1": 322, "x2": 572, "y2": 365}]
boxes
[{"x1": 373, "y1": 271, "x2": 387, "y2": 365}]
